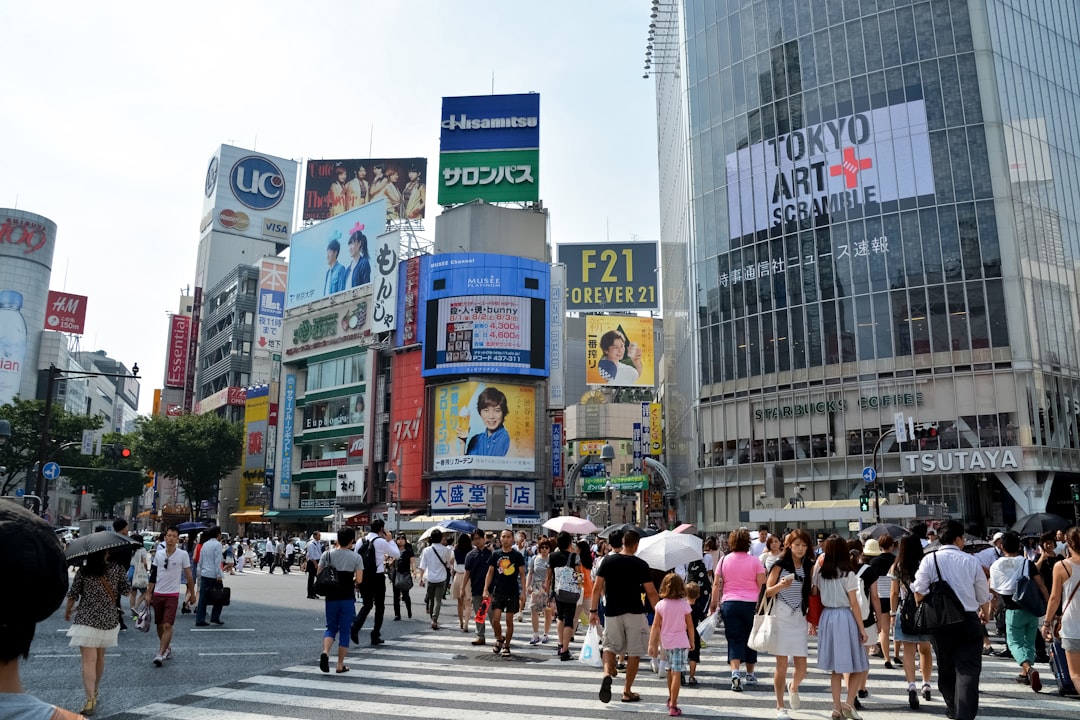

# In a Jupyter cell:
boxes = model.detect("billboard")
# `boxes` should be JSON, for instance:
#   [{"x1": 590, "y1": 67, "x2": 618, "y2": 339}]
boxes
[
  {"x1": 255, "y1": 258, "x2": 287, "y2": 356},
  {"x1": 396, "y1": 255, "x2": 423, "y2": 347},
  {"x1": 281, "y1": 374, "x2": 296, "y2": 498},
  {"x1": 285, "y1": 199, "x2": 386, "y2": 309},
  {"x1": 44, "y1": 291, "x2": 88, "y2": 334},
  {"x1": 370, "y1": 230, "x2": 399, "y2": 334},
  {"x1": 202, "y1": 145, "x2": 298, "y2": 243},
  {"x1": 301, "y1": 391, "x2": 367, "y2": 431},
  {"x1": 165, "y1": 315, "x2": 191, "y2": 388},
  {"x1": 649, "y1": 402, "x2": 663, "y2": 455},
  {"x1": 303, "y1": 158, "x2": 427, "y2": 221},
  {"x1": 726, "y1": 98, "x2": 935, "y2": 241},
  {"x1": 0, "y1": 210, "x2": 57, "y2": 407},
  {"x1": 432, "y1": 381, "x2": 535, "y2": 472},
  {"x1": 431, "y1": 479, "x2": 536, "y2": 512},
  {"x1": 438, "y1": 93, "x2": 539, "y2": 205},
  {"x1": 585, "y1": 315, "x2": 655, "y2": 386},
  {"x1": 241, "y1": 385, "x2": 269, "y2": 511},
  {"x1": 388, "y1": 351, "x2": 424, "y2": 500},
  {"x1": 421, "y1": 253, "x2": 549, "y2": 378},
  {"x1": 558, "y1": 242, "x2": 659, "y2": 311}
]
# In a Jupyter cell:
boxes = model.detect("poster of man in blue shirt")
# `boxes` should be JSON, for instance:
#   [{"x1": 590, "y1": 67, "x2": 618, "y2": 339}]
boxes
[{"x1": 459, "y1": 386, "x2": 510, "y2": 456}]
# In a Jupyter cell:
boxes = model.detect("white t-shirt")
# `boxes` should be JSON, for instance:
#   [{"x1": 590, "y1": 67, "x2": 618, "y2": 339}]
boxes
[
  {"x1": 750, "y1": 537, "x2": 769, "y2": 557},
  {"x1": 0, "y1": 692, "x2": 78, "y2": 720},
  {"x1": 152, "y1": 547, "x2": 191, "y2": 595}
]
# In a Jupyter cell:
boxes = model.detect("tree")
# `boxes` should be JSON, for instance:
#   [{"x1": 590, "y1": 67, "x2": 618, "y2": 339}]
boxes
[
  {"x1": 0, "y1": 398, "x2": 104, "y2": 497},
  {"x1": 134, "y1": 413, "x2": 243, "y2": 516}
]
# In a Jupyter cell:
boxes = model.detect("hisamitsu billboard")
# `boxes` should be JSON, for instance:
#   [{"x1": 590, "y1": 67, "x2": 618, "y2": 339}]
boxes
[
  {"x1": 558, "y1": 242, "x2": 658, "y2": 311},
  {"x1": 439, "y1": 93, "x2": 540, "y2": 152}
]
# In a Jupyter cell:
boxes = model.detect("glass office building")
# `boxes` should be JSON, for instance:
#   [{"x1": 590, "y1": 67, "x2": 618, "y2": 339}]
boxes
[{"x1": 655, "y1": 0, "x2": 1080, "y2": 530}]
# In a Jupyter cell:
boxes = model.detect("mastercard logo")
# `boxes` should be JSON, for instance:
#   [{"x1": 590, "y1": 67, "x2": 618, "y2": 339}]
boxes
[{"x1": 219, "y1": 209, "x2": 250, "y2": 230}]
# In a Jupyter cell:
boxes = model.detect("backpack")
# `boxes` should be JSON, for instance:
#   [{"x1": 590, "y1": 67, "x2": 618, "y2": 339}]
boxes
[
  {"x1": 553, "y1": 552, "x2": 582, "y2": 603},
  {"x1": 358, "y1": 538, "x2": 378, "y2": 577},
  {"x1": 855, "y1": 565, "x2": 873, "y2": 624}
]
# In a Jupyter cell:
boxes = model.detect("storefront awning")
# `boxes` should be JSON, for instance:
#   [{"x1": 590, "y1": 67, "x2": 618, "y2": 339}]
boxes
[
  {"x1": 136, "y1": 510, "x2": 154, "y2": 518},
  {"x1": 323, "y1": 510, "x2": 363, "y2": 522},
  {"x1": 272, "y1": 508, "x2": 337, "y2": 520},
  {"x1": 230, "y1": 511, "x2": 266, "y2": 521},
  {"x1": 262, "y1": 510, "x2": 280, "y2": 518}
]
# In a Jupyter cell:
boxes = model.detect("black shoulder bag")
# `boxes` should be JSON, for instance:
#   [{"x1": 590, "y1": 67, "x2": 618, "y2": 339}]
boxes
[{"x1": 914, "y1": 551, "x2": 967, "y2": 633}]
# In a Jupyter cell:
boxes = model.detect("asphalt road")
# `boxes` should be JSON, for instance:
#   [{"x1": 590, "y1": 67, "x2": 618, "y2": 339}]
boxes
[{"x1": 23, "y1": 563, "x2": 422, "y2": 718}]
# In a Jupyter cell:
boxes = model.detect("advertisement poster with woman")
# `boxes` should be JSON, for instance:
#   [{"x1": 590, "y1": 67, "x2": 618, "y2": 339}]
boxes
[
  {"x1": 584, "y1": 315, "x2": 655, "y2": 386},
  {"x1": 432, "y1": 381, "x2": 535, "y2": 472}
]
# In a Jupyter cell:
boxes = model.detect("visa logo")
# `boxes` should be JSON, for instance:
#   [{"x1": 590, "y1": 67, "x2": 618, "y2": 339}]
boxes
[{"x1": 263, "y1": 218, "x2": 289, "y2": 235}]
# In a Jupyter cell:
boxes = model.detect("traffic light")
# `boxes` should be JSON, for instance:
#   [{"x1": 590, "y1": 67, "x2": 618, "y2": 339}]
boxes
[
  {"x1": 913, "y1": 424, "x2": 939, "y2": 440},
  {"x1": 102, "y1": 443, "x2": 131, "y2": 462},
  {"x1": 1071, "y1": 484, "x2": 1080, "y2": 503},
  {"x1": 859, "y1": 493, "x2": 871, "y2": 512}
]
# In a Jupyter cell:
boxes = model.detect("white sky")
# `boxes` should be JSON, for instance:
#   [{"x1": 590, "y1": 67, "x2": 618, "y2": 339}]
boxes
[{"x1": 0, "y1": 1, "x2": 661, "y2": 414}]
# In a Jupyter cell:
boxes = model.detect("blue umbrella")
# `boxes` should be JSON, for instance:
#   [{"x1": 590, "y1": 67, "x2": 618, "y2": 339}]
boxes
[
  {"x1": 440, "y1": 519, "x2": 477, "y2": 534},
  {"x1": 177, "y1": 521, "x2": 208, "y2": 533}
]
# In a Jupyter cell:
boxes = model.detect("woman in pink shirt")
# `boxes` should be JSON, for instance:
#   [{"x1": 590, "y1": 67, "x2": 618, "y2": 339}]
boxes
[{"x1": 709, "y1": 528, "x2": 767, "y2": 691}]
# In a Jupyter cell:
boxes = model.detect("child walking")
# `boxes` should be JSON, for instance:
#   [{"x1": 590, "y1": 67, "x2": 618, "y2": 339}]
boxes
[
  {"x1": 649, "y1": 573, "x2": 696, "y2": 717},
  {"x1": 685, "y1": 581, "x2": 704, "y2": 685}
]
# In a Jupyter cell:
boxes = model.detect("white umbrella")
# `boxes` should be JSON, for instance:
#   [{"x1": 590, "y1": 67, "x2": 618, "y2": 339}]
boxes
[
  {"x1": 542, "y1": 516, "x2": 597, "y2": 535},
  {"x1": 635, "y1": 530, "x2": 703, "y2": 571},
  {"x1": 419, "y1": 526, "x2": 450, "y2": 543}
]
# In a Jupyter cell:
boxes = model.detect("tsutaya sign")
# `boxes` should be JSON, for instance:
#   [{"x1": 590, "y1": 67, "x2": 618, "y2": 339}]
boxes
[
  {"x1": 726, "y1": 98, "x2": 935, "y2": 240},
  {"x1": 902, "y1": 448, "x2": 1021, "y2": 474}
]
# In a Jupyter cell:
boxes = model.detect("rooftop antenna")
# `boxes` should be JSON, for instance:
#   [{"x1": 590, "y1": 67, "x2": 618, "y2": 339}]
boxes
[
  {"x1": 253, "y1": 133, "x2": 258, "y2": 151},
  {"x1": 491, "y1": 70, "x2": 495, "y2": 94},
  {"x1": 369, "y1": 125, "x2": 373, "y2": 158}
]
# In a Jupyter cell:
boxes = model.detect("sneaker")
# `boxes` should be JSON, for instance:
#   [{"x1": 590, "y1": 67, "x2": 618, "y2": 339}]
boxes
[
  {"x1": 152, "y1": 654, "x2": 163, "y2": 667},
  {"x1": 731, "y1": 673, "x2": 743, "y2": 692},
  {"x1": 471, "y1": 638, "x2": 486, "y2": 645},
  {"x1": 922, "y1": 683, "x2": 931, "y2": 701},
  {"x1": 776, "y1": 710, "x2": 790, "y2": 720},
  {"x1": 541, "y1": 634, "x2": 550, "y2": 643},
  {"x1": 560, "y1": 650, "x2": 572, "y2": 661},
  {"x1": 857, "y1": 688, "x2": 868, "y2": 698},
  {"x1": 1030, "y1": 670, "x2": 1042, "y2": 693},
  {"x1": 745, "y1": 673, "x2": 758, "y2": 686},
  {"x1": 162, "y1": 647, "x2": 173, "y2": 661},
  {"x1": 529, "y1": 634, "x2": 541, "y2": 645},
  {"x1": 1016, "y1": 673, "x2": 1030, "y2": 685},
  {"x1": 788, "y1": 684, "x2": 801, "y2": 709},
  {"x1": 908, "y1": 686, "x2": 920, "y2": 710}
]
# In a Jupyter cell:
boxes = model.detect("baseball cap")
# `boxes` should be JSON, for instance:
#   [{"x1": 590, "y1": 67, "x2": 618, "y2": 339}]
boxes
[{"x1": 991, "y1": 531, "x2": 1004, "y2": 542}]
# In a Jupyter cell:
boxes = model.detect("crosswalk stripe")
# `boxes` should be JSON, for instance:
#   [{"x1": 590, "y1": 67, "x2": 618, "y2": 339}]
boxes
[{"x1": 112, "y1": 629, "x2": 1079, "y2": 720}]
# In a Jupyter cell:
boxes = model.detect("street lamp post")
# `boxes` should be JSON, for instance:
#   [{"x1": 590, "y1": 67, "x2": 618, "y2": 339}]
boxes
[{"x1": 386, "y1": 467, "x2": 399, "y2": 536}]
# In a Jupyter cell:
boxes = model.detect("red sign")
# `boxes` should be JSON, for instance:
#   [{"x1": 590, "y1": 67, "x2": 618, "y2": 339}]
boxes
[
  {"x1": 166, "y1": 316, "x2": 191, "y2": 387},
  {"x1": 347, "y1": 435, "x2": 364, "y2": 460},
  {"x1": 401, "y1": 256, "x2": 420, "y2": 345},
  {"x1": 388, "y1": 350, "x2": 424, "y2": 502},
  {"x1": 227, "y1": 387, "x2": 247, "y2": 406},
  {"x1": 44, "y1": 291, "x2": 88, "y2": 334},
  {"x1": 300, "y1": 457, "x2": 349, "y2": 469},
  {"x1": 166, "y1": 404, "x2": 184, "y2": 417},
  {"x1": 0, "y1": 216, "x2": 49, "y2": 254}
]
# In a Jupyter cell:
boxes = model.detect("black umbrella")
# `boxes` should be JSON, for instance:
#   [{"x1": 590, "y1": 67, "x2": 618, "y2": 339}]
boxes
[
  {"x1": 598, "y1": 523, "x2": 657, "y2": 539},
  {"x1": 64, "y1": 530, "x2": 140, "y2": 562},
  {"x1": 177, "y1": 521, "x2": 208, "y2": 533},
  {"x1": 1011, "y1": 512, "x2": 1070, "y2": 536},
  {"x1": 860, "y1": 523, "x2": 910, "y2": 541}
]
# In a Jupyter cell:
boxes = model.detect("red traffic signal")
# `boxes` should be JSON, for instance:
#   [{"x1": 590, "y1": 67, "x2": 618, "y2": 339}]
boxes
[
  {"x1": 119, "y1": 447, "x2": 132, "y2": 459},
  {"x1": 913, "y1": 424, "x2": 938, "y2": 439}
]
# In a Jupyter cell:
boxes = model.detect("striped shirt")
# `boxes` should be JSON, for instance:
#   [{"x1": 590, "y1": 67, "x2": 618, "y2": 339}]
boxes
[{"x1": 776, "y1": 566, "x2": 806, "y2": 611}]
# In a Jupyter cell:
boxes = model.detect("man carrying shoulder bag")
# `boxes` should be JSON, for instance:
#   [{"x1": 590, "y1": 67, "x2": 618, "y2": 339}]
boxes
[{"x1": 911, "y1": 521, "x2": 991, "y2": 720}]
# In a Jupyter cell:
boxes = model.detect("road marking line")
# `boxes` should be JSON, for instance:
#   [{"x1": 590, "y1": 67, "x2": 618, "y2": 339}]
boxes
[
  {"x1": 190, "y1": 628, "x2": 256, "y2": 631},
  {"x1": 198, "y1": 652, "x2": 280, "y2": 656}
]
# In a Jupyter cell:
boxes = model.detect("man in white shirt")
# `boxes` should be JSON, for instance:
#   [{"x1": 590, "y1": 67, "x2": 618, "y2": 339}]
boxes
[
  {"x1": 147, "y1": 526, "x2": 197, "y2": 667},
  {"x1": 195, "y1": 526, "x2": 226, "y2": 627},
  {"x1": 350, "y1": 519, "x2": 400, "y2": 645},
  {"x1": 306, "y1": 531, "x2": 323, "y2": 599},
  {"x1": 911, "y1": 520, "x2": 992, "y2": 720},
  {"x1": 749, "y1": 525, "x2": 770, "y2": 557},
  {"x1": 262, "y1": 537, "x2": 277, "y2": 573},
  {"x1": 418, "y1": 528, "x2": 454, "y2": 629}
]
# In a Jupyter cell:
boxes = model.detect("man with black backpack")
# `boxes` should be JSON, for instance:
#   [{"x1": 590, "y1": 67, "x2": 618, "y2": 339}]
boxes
[{"x1": 350, "y1": 519, "x2": 399, "y2": 646}]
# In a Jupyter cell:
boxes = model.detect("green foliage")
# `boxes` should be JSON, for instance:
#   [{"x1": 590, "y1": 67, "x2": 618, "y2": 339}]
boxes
[
  {"x1": 0, "y1": 398, "x2": 104, "y2": 497},
  {"x1": 69, "y1": 433, "x2": 147, "y2": 514},
  {"x1": 134, "y1": 413, "x2": 243, "y2": 512}
]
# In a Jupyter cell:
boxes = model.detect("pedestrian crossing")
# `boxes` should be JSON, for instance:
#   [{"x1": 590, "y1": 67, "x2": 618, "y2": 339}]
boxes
[{"x1": 106, "y1": 630, "x2": 1079, "y2": 720}]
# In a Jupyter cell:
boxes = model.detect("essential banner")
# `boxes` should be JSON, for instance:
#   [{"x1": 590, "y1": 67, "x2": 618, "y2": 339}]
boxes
[
  {"x1": 431, "y1": 381, "x2": 535, "y2": 472},
  {"x1": 584, "y1": 315, "x2": 655, "y2": 386}
]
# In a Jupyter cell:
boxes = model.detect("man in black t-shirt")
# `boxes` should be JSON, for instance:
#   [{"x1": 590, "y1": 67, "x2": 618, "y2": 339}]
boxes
[
  {"x1": 589, "y1": 530, "x2": 659, "y2": 704},
  {"x1": 484, "y1": 529, "x2": 526, "y2": 657},
  {"x1": 464, "y1": 529, "x2": 493, "y2": 646}
]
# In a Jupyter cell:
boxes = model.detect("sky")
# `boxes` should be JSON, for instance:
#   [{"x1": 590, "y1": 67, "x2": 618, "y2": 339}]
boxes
[{"x1": 0, "y1": 1, "x2": 662, "y2": 414}]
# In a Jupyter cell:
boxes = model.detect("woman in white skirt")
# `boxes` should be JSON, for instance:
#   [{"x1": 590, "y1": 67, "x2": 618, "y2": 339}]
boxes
[
  {"x1": 812, "y1": 537, "x2": 868, "y2": 720},
  {"x1": 764, "y1": 529, "x2": 816, "y2": 720},
  {"x1": 64, "y1": 548, "x2": 130, "y2": 716}
]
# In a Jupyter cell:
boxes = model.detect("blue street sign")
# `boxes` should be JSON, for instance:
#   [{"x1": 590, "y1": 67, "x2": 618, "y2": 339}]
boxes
[
  {"x1": 14, "y1": 488, "x2": 24, "y2": 497},
  {"x1": 862, "y1": 466, "x2": 877, "y2": 484},
  {"x1": 42, "y1": 462, "x2": 61, "y2": 480}
]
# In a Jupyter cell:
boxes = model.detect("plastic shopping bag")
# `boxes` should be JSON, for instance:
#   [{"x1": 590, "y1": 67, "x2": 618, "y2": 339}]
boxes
[
  {"x1": 696, "y1": 611, "x2": 718, "y2": 642},
  {"x1": 578, "y1": 625, "x2": 603, "y2": 668}
]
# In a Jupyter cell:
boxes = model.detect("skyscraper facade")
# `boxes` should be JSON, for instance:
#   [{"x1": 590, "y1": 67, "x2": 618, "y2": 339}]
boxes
[{"x1": 656, "y1": 0, "x2": 1080, "y2": 530}]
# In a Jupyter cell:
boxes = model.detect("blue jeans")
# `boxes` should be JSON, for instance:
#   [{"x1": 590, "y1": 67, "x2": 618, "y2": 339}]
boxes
[
  {"x1": 195, "y1": 576, "x2": 223, "y2": 624},
  {"x1": 721, "y1": 599, "x2": 758, "y2": 665}
]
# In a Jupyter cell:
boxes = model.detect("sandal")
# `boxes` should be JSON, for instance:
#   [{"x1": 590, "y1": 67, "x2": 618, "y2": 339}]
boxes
[
  {"x1": 501, "y1": 646, "x2": 511, "y2": 657},
  {"x1": 493, "y1": 639, "x2": 503, "y2": 654},
  {"x1": 336, "y1": 666, "x2": 350, "y2": 674},
  {"x1": 621, "y1": 691, "x2": 641, "y2": 702},
  {"x1": 319, "y1": 653, "x2": 329, "y2": 673},
  {"x1": 599, "y1": 675, "x2": 613, "y2": 704}
]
